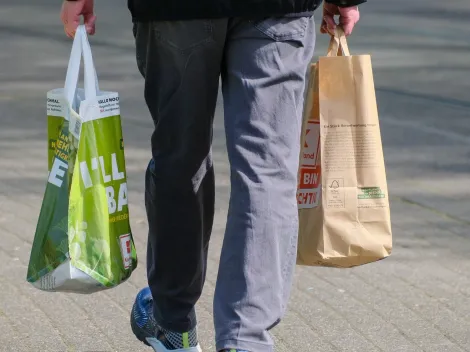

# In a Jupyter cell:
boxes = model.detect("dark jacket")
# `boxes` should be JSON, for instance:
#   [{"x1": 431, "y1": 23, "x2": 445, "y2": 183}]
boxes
[{"x1": 128, "y1": 0, "x2": 366, "y2": 21}]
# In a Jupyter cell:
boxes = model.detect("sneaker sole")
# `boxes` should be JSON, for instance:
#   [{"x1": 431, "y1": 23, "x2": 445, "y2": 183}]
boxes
[{"x1": 147, "y1": 337, "x2": 202, "y2": 352}]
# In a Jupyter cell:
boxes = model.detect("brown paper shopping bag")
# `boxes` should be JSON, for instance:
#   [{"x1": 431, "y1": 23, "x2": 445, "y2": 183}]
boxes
[{"x1": 296, "y1": 28, "x2": 392, "y2": 268}]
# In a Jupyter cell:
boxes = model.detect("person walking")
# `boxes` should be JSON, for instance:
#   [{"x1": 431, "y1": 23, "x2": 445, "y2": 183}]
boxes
[{"x1": 61, "y1": 0, "x2": 364, "y2": 351}]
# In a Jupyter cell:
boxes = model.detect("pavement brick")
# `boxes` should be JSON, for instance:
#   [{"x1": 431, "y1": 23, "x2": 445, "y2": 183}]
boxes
[
  {"x1": 0, "y1": 273, "x2": 69, "y2": 352},
  {"x1": 294, "y1": 271, "x2": 422, "y2": 352}
]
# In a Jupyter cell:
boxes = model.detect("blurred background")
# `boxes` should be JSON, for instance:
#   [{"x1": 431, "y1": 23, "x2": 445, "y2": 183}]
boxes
[{"x1": 0, "y1": 0, "x2": 469, "y2": 351}]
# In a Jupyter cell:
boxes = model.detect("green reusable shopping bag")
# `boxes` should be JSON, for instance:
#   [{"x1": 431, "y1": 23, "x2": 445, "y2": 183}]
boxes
[{"x1": 27, "y1": 26, "x2": 137, "y2": 293}]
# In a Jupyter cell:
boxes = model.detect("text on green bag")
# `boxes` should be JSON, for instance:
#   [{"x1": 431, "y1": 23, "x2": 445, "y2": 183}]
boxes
[
  {"x1": 79, "y1": 153, "x2": 128, "y2": 215},
  {"x1": 47, "y1": 131, "x2": 71, "y2": 187}
]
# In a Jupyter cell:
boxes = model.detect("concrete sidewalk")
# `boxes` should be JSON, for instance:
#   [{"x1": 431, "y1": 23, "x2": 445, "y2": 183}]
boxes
[{"x1": 1, "y1": 0, "x2": 470, "y2": 351}]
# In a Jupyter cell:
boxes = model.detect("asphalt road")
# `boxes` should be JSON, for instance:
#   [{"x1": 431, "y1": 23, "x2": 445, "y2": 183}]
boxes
[{"x1": 0, "y1": 1, "x2": 469, "y2": 351}]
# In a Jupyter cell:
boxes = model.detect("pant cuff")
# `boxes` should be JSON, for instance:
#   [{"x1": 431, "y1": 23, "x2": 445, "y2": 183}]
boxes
[
  {"x1": 153, "y1": 306, "x2": 197, "y2": 333},
  {"x1": 216, "y1": 338, "x2": 274, "y2": 352}
]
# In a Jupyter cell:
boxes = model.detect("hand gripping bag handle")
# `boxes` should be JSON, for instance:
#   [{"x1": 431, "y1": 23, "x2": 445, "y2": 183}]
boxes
[
  {"x1": 326, "y1": 26, "x2": 351, "y2": 57},
  {"x1": 64, "y1": 25, "x2": 99, "y2": 108}
]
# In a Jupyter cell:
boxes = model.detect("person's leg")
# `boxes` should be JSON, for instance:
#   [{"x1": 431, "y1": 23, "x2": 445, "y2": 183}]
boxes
[
  {"x1": 130, "y1": 19, "x2": 227, "y2": 350},
  {"x1": 215, "y1": 16, "x2": 316, "y2": 352}
]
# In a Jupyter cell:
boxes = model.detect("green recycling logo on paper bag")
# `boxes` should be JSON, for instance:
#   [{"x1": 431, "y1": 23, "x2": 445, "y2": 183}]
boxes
[
  {"x1": 358, "y1": 187, "x2": 386, "y2": 199},
  {"x1": 67, "y1": 115, "x2": 137, "y2": 286}
]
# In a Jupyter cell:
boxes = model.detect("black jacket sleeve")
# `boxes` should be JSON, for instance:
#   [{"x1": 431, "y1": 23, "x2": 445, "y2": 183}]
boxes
[{"x1": 325, "y1": 0, "x2": 367, "y2": 7}]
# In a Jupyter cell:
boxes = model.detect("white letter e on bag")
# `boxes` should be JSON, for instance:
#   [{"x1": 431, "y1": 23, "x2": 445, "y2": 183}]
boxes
[{"x1": 48, "y1": 158, "x2": 68, "y2": 188}]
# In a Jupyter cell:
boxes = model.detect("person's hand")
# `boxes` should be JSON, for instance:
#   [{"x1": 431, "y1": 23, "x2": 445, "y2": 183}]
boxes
[
  {"x1": 321, "y1": 3, "x2": 360, "y2": 36},
  {"x1": 61, "y1": 0, "x2": 96, "y2": 38}
]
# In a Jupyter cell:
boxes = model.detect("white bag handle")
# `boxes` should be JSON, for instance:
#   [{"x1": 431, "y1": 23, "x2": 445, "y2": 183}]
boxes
[{"x1": 64, "y1": 25, "x2": 99, "y2": 107}]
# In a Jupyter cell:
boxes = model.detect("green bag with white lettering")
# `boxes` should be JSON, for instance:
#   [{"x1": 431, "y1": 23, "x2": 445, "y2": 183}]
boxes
[{"x1": 27, "y1": 26, "x2": 137, "y2": 293}]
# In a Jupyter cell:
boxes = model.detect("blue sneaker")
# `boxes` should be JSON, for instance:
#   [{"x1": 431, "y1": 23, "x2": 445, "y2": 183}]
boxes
[{"x1": 130, "y1": 287, "x2": 202, "y2": 352}]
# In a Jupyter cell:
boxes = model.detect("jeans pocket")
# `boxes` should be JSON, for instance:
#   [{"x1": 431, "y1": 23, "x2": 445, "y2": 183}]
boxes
[
  {"x1": 252, "y1": 16, "x2": 311, "y2": 44},
  {"x1": 152, "y1": 20, "x2": 214, "y2": 51}
]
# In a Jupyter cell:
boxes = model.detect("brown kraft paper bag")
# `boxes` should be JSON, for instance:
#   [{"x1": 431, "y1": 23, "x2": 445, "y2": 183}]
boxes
[{"x1": 296, "y1": 28, "x2": 392, "y2": 268}]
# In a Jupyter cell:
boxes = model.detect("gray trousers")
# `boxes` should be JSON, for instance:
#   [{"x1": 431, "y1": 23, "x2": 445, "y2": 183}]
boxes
[{"x1": 133, "y1": 16, "x2": 315, "y2": 352}]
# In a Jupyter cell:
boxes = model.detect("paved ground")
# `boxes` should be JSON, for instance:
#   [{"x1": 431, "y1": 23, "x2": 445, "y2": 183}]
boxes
[{"x1": 1, "y1": 0, "x2": 470, "y2": 351}]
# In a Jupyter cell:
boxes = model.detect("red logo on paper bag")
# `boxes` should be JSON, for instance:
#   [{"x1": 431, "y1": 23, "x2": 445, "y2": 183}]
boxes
[
  {"x1": 301, "y1": 121, "x2": 320, "y2": 166},
  {"x1": 299, "y1": 166, "x2": 321, "y2": 189},
  {"x1": 297, "y1": 189, "x2": 320, "y2": 207}
]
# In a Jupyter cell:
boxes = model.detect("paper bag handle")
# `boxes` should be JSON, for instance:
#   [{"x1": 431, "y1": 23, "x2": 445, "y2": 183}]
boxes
[{"x1": 326, "y1": 26, "x2": 351, "y2": 57}]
